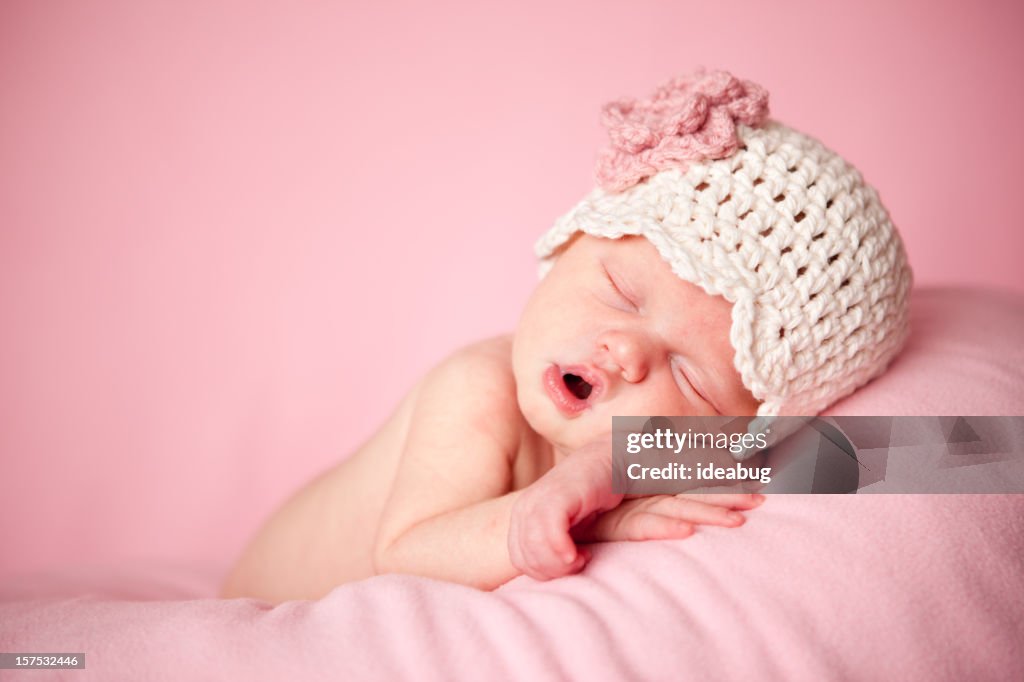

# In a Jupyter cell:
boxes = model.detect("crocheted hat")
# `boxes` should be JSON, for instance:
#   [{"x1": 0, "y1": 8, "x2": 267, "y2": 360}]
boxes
[{"x1": 535, "y1": 69, "x2": 912, "y2": 417}]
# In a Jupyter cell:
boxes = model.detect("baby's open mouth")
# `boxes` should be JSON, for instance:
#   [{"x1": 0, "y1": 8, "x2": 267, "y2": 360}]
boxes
[
  {"x1": 544, "y1": 365, "x2": 601, "y2": 416},
  {"x1": 562, "y1": 373, "x2": 593, "y2": 400}
]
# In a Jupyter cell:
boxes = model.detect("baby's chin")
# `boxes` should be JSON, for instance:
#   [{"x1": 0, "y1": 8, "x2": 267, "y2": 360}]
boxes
[
  {"x1": 541, "y1": 417, "x2": 612, "y2": 458},
  {"x1": 516, "y1": 396, "x2": 586, "y2": 453}
]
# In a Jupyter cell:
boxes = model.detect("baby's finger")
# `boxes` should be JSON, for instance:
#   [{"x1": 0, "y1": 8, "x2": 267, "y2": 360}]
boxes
[
  {"x1": 681, "y1": 483, "x2": 748, "y2": 495},
  {"x1": 676, "y1": 492, "x2": 765, "y2": 510},
  {"x1": 624, "y1": 513, "x2": 695, "y2": 541},
  {"x1": 519, "y1": 542, "x2": 558, "y2": 581},
  {"x1": 527, "y1": 513, "x2": 578, "y2": 579},
  {"x1": 532, "y1": 546, "x2": 580, "y2": 580},
  {"x1": 658, "y1": 497, "x2": 747, "y2": 527},
  {"x1": 564, "y1": 547, "x2": 589, "y2": 575},
  {"x1": 548, "y1": 519, "x2": 578, "y2": 566}
]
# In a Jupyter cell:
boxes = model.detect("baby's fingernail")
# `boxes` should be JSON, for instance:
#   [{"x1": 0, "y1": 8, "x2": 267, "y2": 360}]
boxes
[
  {"x1": 729, "y1": 512, "x2": 744, "y2": 523},
  {"x1": 563, "y1": 551, "x2": 576, "y2": 564},
  {"x1": 753, "y1": 494, "x2": 766, "y2": 504}
]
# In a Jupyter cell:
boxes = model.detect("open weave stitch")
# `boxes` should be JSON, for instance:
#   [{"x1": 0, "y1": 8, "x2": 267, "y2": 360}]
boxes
[{"x1": 536, "y1": 70, "x2": 913, "y2": 417}]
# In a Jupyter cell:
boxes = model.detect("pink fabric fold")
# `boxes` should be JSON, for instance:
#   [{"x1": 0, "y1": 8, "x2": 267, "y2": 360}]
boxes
[{"x1": 1, "y1": 495, "x2": 1022, "y2": 681}]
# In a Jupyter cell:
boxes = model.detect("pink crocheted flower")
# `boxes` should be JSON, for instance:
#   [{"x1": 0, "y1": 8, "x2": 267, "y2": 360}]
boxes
[{"x1": 595, "y1": 69, "x2": 769, "y2": 193}]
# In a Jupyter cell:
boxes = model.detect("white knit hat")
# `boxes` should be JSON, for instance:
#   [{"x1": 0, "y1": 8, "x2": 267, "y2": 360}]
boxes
[{"x1": 536, "y1": 70, "x2": 912, "y2": 417}]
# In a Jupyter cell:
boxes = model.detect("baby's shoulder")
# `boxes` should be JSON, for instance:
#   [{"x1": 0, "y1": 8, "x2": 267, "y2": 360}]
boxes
[
  {"x1": 448, "y1": 334, "x2": 515, "y2": 368},
  {"x1": 422, "y1": 334, "x2": 516, "y2": 400},
  {"x1": 413, "y1": 334, "x2": 522, "y2": 437}
]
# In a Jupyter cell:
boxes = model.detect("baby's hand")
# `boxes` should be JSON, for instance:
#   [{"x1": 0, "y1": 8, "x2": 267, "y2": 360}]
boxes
[
  {"x1": 571, "y1": 492, "x2": 765, "y2": 544},
  {"x1": 507, "y1": 438, "x2": 623, "y2": 581}
]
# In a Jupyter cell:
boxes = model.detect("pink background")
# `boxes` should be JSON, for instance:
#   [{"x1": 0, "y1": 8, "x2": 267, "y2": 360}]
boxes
[{"x1": 2, "y1": 0, "x2": 1023, "y2": 581}]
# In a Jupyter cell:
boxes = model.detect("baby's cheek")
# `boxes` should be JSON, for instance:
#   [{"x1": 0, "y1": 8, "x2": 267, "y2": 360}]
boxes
[{"x1": 612, "y1": 383, "x2": 696, "y2": 417}]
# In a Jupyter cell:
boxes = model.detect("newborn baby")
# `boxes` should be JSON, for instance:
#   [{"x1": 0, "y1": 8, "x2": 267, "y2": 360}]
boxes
[{"x1": 221, "y1": 70, "x2": 912, "y2": 603}]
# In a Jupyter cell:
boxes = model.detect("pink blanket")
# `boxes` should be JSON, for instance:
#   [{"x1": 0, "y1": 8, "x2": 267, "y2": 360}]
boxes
[{"x1": 2, "y1": 495, "x2": 1022, "y2": 681}]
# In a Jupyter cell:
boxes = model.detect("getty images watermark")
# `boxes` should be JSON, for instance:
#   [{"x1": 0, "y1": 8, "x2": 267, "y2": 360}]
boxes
[{"x1": 612, "y1": 416, "x2": 1024, "y2": 494}]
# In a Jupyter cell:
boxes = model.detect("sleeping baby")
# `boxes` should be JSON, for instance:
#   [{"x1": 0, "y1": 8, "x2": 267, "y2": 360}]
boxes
[{"x1": 221, "y1": 69, "x2": 912, "y2": 603}]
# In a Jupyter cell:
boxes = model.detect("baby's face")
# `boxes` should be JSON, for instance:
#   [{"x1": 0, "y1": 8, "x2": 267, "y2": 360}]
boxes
[{"x1": 513, "y1": 234, "x2": 759, "y2": 454}]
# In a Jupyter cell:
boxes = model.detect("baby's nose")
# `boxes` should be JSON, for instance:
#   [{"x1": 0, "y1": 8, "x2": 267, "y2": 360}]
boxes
[{"x1": 597, "y1": 330, "x2": 650, "y2": 383}]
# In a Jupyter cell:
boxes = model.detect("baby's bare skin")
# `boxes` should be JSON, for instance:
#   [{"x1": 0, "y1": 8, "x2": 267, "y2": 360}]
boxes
[
  {"x1": 222, "y1": 236, "x2": 764, "y2": 603},
  {"x1": 221, "y1": 336, "x2": 549, "y2": 602}
]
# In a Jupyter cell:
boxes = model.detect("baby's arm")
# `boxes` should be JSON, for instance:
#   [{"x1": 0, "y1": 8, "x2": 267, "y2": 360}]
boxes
[
  {"x1": 506, "y1": 438, "x2": 624, "y2": 579},
  {"x1": 371, "y1": 347, "x2": 531, "y2": 590},
  {"x1": 571, "y1": 492, "x2": 764, "y2": 543},
  {"x1": 507, "y1": 451, "x2": 765, "y2": 578}
]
